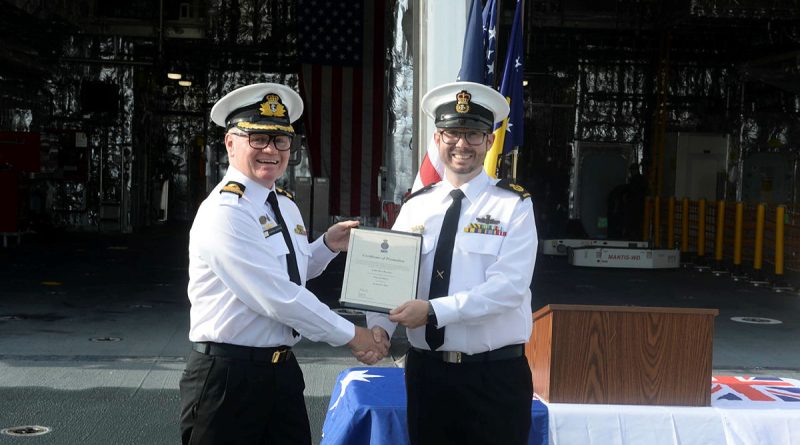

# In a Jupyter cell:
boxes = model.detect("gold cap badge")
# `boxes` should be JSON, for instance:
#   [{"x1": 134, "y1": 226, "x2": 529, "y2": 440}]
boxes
[
  {"x1": 260, "y1": 94, "x2": 287, "y2": 118},
  {"x1": 455, "y1": 90, "x2": 471, "y2": 114}
]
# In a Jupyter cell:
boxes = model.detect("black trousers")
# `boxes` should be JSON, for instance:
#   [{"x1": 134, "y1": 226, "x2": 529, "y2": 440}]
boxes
[
  {"x1": 179, "y1": 349, "x2": 311, "y2": 445},
  {"x1": 405, "y1": 348, "x2": 533, "y2": 445}
]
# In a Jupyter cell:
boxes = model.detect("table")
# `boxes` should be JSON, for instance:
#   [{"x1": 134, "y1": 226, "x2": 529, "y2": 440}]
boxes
[{"x1": 321, "y1": 368, "x2": 800, "y2": 445}]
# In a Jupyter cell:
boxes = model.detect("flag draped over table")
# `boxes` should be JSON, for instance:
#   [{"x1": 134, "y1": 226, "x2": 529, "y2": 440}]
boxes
[
  {"x1": 483, "y1": 0, "x2": 524, "y2": 178},
  {"x1": 413, "y1": 0, "x2": 497, "y2": 191},
  {"x1": 297, "y1": 0, "x2": 385, "y2": 217},
  {"x1": 712, "y1": 376, "x2": 800, "y2": 402}
]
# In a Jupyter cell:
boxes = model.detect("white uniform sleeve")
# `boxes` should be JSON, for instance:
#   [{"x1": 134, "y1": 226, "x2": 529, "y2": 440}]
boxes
[
  {"x1": 431, "y1": 198, "x2": 537, "y2": 327},
  {"x1": 366, "y1": 312, "x2": 398, "y2": 338},
  {"x1": 306, "y1": 235, "x2": 338, "y2": 280},
  {"x1": 198, "y1": 204, "x2": 355, "y2": 346}
]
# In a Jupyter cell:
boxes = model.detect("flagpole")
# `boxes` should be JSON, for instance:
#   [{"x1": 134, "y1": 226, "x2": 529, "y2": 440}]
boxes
[{"x1": 511, "y1": 147, "x2": 518, "y2": 182}]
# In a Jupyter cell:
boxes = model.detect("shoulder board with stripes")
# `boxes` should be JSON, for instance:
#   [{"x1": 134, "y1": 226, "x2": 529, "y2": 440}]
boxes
[
  {"x1": 276, "y1": 187, "x2": 295, "y2": 201},
  {"x1": 220, "y1": 181, "x2": 245, "y2": 198},
  {"x1": 403, "y1": 182, "x2": 437, "y2": 203},
  {"x1": 495, "y1": 179, "x2": 531, "y2": 200}
]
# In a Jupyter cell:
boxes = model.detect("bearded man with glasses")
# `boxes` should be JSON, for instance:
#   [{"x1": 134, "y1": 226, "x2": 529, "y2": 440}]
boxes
[
  {"x1": 367, "y1": 81, "x2": 538, "y2": 445},
  {"x1": 179, "y1": 82, "x2": 389, "y2": 445}
]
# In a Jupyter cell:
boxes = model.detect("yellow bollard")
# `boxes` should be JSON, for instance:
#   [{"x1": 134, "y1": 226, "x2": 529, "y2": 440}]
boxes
[
  {"x1": 714, "y1": 201, "x2": 725, "y2": 262},
  {"x1": 714, "y1": 200, "x2": 725, "y2": 268},
  {"x1": 654, "y1": 196, "x2": 661, "y2": 248},
  {"x1": 711, "y1": 200, "x2": 728, "y2": 275},
  {"x1": 773, "y1": 206, "x2": 793, "y2": 291},
  {"x1": 748, "y1": 203, "x2": 771, "y2": 285},
  {"x1": 775, "y1": 206, "x2": 785, "y2": 276},
  {"x1": 697, "y1": 199, "x2": 706, "y2": 259},
  {"x1": 667, "y1": 197, "x2": 675, "y2": 248},
  {"x1": 733, "y1": 202, "x2": 743, "y2": 267},
  {"x1": 681, "y1": 197, "x2": 690, "y2": 253},
  {"x1": 753, "y1": 203, "x2": 765, "y2": 272},
  {"x1": 731, "y1": 201, "x2": 747, "y2": 280}
]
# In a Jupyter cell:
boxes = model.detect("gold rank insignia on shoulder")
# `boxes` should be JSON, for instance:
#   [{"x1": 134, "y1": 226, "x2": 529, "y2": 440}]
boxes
[
  {"x1": 220, "y1": 181, "x2": 246, "y2": 197},
  {"x1": 455, "y1": 90, "x2": 471, "y2": 113},
  {"x1": 495, "y1": 179, "x2": 531, "y2": 200},
  {"x1": 276, "y1": 187, "x2": 295, "y2": 201},
  {"x1": 260, "y1": 94, "x2": 287, "y2": 117},
  {"x1": 410, "y1": 225, "x2": 425, "y2": 234},
  {"x1": 294, "y1": 224, "x2": 307, "y2": 235}
]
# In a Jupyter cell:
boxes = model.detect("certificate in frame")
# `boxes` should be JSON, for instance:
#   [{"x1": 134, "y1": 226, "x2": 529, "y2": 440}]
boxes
[{"x1": 339, "y1": 227, "x2": 422, "y2": 313}]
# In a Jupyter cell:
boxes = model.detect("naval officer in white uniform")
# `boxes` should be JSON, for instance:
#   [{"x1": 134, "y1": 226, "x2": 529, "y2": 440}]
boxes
[
  {"x1": 370, "y1": 81, "x2": 538, "y2": 445},
  {"x1": 180, "y1": 82, "x2": 389, "y2": 445}
]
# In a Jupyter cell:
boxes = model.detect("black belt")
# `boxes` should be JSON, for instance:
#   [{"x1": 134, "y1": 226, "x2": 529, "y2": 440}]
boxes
[
  {"x1": 192, "y1": 342, "x2": 293, "y2": 364},
  {"x1": 411, "y1": 344, "x2": 525, "y2": 364}
]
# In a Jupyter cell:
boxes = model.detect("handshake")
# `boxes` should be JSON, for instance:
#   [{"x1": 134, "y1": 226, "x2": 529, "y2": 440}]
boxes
[{"x1": 347, "y1": 326, "x2": 390, "y2": 365}]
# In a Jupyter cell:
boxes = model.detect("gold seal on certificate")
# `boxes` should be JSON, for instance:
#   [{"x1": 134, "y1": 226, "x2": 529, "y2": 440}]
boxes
[{"x1": 340, "y1": 227, "x2": 422, "y2": 313}]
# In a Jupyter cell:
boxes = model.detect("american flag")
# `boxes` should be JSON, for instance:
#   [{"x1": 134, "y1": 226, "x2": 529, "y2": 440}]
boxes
[
  {"x1": 297, "y1": 0, "x2": 385, "y2": 217},
  {"x1": 712, "y1": 376, "x2": 800, "y2": 402}
]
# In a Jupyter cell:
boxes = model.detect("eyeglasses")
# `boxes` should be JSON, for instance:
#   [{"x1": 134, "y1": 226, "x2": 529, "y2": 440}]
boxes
[
  {"x1": 438, "y1": 130, "x2": 489, "y2": 146},
  {"x1": 230, "y1": 132, "x2": 294, "y2": 151}
]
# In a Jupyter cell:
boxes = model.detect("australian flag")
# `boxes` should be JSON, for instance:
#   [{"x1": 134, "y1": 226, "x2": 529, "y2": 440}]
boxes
[
  {"x1": 495, "y1": 0, "x2": 524, "y2": 154},
  {"x1": 457, "y1": 0, "x2": 498, "y2": 85}
]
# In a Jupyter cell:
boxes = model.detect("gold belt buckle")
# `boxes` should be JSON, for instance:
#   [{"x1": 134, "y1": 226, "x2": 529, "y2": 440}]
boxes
[
  {"x1": 443, "y1": 351, "x2": 462, "y2": 364},
  {"x1": 271, "y1": 350, "x2": 284, "y2": 363}
]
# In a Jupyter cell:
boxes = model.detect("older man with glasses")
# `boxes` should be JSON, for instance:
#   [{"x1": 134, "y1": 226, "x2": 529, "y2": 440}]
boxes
[{"x1": 179, "y1": 82, "x2": 389, "y2": 445}]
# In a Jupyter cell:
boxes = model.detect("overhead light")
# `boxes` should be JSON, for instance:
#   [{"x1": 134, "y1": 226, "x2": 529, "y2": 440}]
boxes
[
  {"x1": 167, "y1": 72, "x2": 182, "y2": 80},
  {"x1": 178, "y1": 80, "x2": 192, "y2": 87},
  {"x1": 522, "y1": 80, "x2": 529, "y2": 86}
]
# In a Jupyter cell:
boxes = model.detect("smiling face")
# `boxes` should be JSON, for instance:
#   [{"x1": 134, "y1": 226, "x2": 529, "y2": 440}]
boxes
[
  {"x1": 225, "y1": 130, "x2": 289, "y2": 188},
  {"x1": 435, "y1": 127, "x2": 495, "y2": 186}
]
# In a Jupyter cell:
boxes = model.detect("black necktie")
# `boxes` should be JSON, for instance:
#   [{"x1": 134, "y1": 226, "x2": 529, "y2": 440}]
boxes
[
  {"x1": 267, "y1": 191, "x2": 301, "y2": 338},
  {"x1": 426, "y1": 188, "x2": 465, "y2": 351},
  {"x1": 267, "y1": 191, "x2": 301, "y2": 285}
]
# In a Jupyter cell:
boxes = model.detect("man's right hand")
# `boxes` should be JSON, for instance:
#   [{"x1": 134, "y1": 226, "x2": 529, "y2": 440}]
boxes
[{"x1": 347, "y1": 326, "x2": 390, "y2": 365}]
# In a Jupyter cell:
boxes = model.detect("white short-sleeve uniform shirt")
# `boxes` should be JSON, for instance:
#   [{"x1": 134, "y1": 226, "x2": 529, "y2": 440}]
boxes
[
  {"x1": 187, "y1": 166, "x2": 354, "y2": 348},
  {"x1": 370, "y1": 171, "x2": 538, "y2": 354}
]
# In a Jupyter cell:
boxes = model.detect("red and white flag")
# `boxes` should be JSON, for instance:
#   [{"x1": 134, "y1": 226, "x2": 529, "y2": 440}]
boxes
[{"x1": 411, "y1": 135, "x2": 442, "y2": 192}]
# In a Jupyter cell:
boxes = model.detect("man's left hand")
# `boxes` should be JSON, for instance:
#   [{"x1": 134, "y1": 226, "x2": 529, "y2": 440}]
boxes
[
  {"x1": 324, "y1": 220, "x2": 360, "y2": 252},
  {"x1": 388, "y1": 300, "x2": 430, "y2": 329}
]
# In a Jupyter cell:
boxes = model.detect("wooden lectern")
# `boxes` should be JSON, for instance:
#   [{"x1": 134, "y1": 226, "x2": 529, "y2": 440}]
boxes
[{"x1": 526, "y1": 304, "x2": 718, "y2": 406}]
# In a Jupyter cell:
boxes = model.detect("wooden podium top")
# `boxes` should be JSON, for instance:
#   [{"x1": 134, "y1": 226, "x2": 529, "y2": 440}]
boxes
[
  {"x1": 529, "y1": 303, "x2": 720, "y2": 405},
  {"x1": 534, "y1": 304, "x2": 719, "y2": 322}
]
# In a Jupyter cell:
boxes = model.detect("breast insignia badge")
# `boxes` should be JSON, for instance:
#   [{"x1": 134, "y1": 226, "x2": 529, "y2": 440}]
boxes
[
  {"x1": 476, "y1": 214, "x2": 499, "y2": 225},
  {"x1": 260, "y1": 215, "x2": 280, "y2": 238},
  {"x1": 464, "y1": 215, "x2": 507, "y2": 236}
]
